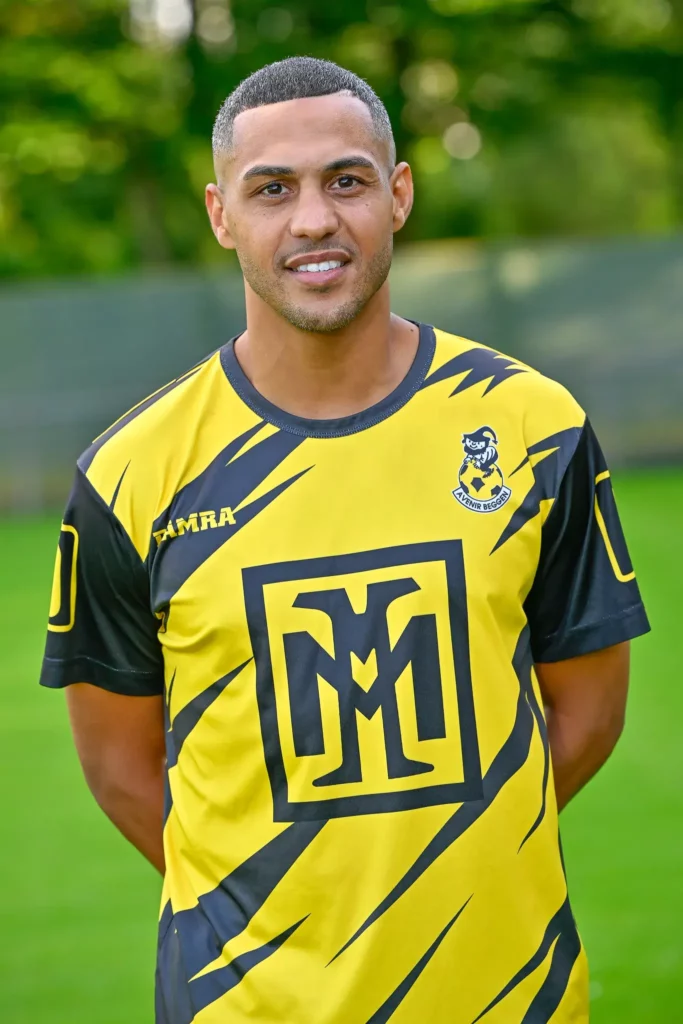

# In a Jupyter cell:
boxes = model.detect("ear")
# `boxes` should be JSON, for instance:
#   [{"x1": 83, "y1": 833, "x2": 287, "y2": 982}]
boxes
[
  {"x1": 205, "y1": 183, "x2": 236, "y2": 251},
  {"x1": 389, "y1": 162, "x2": 414, "y2": 233}
]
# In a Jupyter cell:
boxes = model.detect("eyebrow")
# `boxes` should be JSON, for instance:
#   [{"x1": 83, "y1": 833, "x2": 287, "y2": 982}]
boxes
[
  {"x1": 324, "y1": 156, "x2": 377, "y2": 173},
  {"x1": 242, "y1": 164, "x2": 292, "y2": 181},
  {"x1": 241, "y1": 155, "x2": 378, "y2": 182}
]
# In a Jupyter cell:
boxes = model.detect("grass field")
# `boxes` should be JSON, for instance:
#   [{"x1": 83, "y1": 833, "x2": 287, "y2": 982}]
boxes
[{"x1": 1, "y1": 468, "x2": 682, "y2": 1023}]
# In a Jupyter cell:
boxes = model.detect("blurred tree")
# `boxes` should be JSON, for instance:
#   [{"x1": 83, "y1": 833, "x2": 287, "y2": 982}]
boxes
[{"x1": 1, "y1": 0, "x2": 683, "y2": 278}]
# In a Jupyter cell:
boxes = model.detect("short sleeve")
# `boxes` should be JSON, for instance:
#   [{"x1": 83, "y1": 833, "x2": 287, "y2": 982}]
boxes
[
  {"x1": 39, "y1": 467, "x2": 165, "y2": 695},
  {"x1": 525, "y1": 419, "x2": 650, "y2": 663}
]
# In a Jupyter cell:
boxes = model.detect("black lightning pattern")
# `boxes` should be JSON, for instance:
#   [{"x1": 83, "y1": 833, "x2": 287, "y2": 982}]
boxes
[
  {"x1": 150, "y1": 419, "x2": 267, "y2": 539},
  {"x1": 491, "y1": 427, "x2": 582, "y2": 554},
  {"x1": 188, "y1": 917, "x2": 307, "y2": 1018},
  {"x1": 518, "y1": 676, "x2": 551, "y2": 852},
  {"x1": 421, "y1": 345, "x2": 528, "y2": 396},
  {"x1": 164, "y1": 822, "x2": 325, "y2": 982},
  {"x1": 471, "y1": 895, "x2": 580, "y2": 1022},
  {"x1": 165, "y1": 658, "x2": 251, "y2": 770},
  {"x1": 155, "y1": 901, "x2": 175, "y2": 1023},
  {"x1": 155, "y1": 915, "x2": 306, "y2": 1024},
  {"x1": 155, "y1": 904, "x2": 195, "y2": 1024},
  {"x1": 149, "y1": 425, "x2": 312, "y2": 606},
  {"x1": 520, "y1": 923, "x2": 581, "y2": 1022},
  {"x1": 366, "y1": 896, "x2": 473, "y2": 1023},
  {"x1": 330, "y1": 629, "x2": 537, "y2": 964},
  {"x1": 162, "y1": 669, "x2": 176, "y2": 822},
  {"x1": 108, "y1": 461, "x2": 130, "y2": 512}
]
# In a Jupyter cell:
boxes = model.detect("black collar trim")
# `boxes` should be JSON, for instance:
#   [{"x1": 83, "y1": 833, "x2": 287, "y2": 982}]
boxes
[{"x1": 219, "y1": 322, "x2": 435, "y2": 439}]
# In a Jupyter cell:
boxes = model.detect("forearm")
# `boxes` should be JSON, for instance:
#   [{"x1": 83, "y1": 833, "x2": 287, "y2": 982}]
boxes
[
  {"x1": 536, "y1": 643, "x2": 630, "y2": 812},
  {"x1": 546, "y1": 705, "x2": 623, "y2": 811},
  {"x1": 87, "y1": 765, "x2": 166, "y2": 874},
  {"x1": 66, "y1": 686, "x2": 166, "y2": 873}
]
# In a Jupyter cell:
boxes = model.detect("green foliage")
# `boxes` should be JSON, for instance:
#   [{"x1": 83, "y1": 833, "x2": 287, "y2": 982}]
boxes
[{"x1": 2, "y1": 0, "x2": 683, "y2": 277}]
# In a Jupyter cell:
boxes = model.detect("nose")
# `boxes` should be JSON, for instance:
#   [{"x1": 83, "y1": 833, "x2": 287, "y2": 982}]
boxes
[{"x1": 289, "y1": 182, "x2": 340, "y2": 241}]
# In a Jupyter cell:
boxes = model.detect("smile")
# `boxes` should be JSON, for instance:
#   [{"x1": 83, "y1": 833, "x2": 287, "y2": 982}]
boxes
[
  {"x1": 284, "y1": 250, "x2": 351, "y2": 284},
  {"x1": 294, "y1": 260, "x2": 344, "y2": 273},
  {"x1": 286, "y1": 261, "x2": 349, "y2": 285}
]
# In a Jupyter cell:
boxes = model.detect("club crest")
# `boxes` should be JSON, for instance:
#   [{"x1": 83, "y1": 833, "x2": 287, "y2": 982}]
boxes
[{"x1": 452, "y1": 426, "x2": 511, "y2": 513}]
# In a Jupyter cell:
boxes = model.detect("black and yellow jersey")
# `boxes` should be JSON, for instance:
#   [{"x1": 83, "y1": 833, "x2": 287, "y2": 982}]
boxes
[{"x1": 41, "y1": 323, "x2": 649, "y2": 1024}]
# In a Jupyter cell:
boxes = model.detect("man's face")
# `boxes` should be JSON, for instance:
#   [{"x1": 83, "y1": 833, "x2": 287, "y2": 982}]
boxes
[{"x1": 206, "y1": 93, "x2": 412, "y2": 333}]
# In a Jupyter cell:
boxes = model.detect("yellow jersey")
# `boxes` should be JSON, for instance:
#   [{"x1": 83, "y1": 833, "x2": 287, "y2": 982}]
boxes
[{"x1": 41, "y1": 324, "x2": 649, "y2": 1024}]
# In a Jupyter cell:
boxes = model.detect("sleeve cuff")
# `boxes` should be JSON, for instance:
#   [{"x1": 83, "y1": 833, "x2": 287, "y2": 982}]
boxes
[
  {"x1": 531, "y1": 603, "x2": 651, "y2": 663},
  {"x1": 40, "y1": 654, "x2": 164, "y2": 696}
]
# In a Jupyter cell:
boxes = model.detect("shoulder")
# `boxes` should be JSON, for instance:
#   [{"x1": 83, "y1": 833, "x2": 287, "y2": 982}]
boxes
[
  {"x1": 427, "y1": 326, "x2": 585, "y2": 440},
  {"x1": 74, "y1": 346, "x2": 256, "y2": 559}
]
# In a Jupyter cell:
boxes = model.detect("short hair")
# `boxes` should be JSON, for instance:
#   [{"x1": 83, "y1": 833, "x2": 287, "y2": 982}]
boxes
[{"x1": 212, "y1": 56, "x2": 396, "y2": 167}]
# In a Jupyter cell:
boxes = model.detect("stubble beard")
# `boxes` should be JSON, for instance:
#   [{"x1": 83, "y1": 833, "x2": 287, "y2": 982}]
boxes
[{"x1": 238, "y1": 240, "x2": 394, "y2": 334}]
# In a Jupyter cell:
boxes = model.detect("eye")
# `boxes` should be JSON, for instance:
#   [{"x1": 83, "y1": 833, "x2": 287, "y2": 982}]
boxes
[
  {"x1": 334, "y1": 175, "x2": 361, "y2": 190},
  {"x1": 260, "y1": 182, "x2": 287, "y2": 196}
]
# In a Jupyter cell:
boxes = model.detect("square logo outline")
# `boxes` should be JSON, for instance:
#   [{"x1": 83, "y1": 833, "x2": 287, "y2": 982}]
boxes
[{"x1": 243, "y1": 540, "x2": 483, "y2": 821}]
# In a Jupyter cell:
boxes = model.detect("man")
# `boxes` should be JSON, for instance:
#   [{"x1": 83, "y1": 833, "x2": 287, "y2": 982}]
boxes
[{"x1": 41, "y1": 57, "x2": 649, "y2": 1024}]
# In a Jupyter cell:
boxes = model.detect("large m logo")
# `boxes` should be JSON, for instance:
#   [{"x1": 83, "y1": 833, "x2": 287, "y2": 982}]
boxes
[
  {"x1": 285, "y1": 578, "x2": 445, "y2": 787},
  {"x1": 243, "y1": 542, "x2": 482, "y2": 821}
]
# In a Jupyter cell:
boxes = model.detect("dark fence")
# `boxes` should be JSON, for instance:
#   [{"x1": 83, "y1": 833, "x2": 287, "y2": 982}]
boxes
[{"x1": 2, "y1": 235, "x2": 682, "y2": 510}]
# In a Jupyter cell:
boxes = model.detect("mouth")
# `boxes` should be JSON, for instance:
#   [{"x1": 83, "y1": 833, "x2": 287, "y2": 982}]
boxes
[{"x1": 284, "y1": 251, "x2": 351, "y2": 287}]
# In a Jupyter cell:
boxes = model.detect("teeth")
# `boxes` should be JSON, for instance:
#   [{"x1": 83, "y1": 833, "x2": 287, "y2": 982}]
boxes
[{"x1": 295, "y1": 260, "x2": 343, "y2": 273}]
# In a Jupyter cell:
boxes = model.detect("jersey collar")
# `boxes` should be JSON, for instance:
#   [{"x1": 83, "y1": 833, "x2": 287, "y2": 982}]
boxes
[{"x1": 219, "y1": 321, "x2": 435, "y2": 439}]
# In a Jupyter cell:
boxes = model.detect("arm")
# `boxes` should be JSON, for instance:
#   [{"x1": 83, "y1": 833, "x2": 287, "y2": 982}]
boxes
[
  {"x1": 66, "y1": 684, "x2": 166, "y2": 873},
  {"x1": 522, "y1": 419, "x2": 649, "y2": 809},
  {"x1": 40, "y1": 467, "x2": 167, "y2": 870},
  {"x1": 536, "y1": 641, "x2": 630, "y2": 811}
]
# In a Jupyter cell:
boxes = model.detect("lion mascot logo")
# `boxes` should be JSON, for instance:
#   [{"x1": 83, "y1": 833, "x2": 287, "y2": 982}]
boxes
[{"x1": 453, "y1": 426, "x2": 512, "y2": 513}]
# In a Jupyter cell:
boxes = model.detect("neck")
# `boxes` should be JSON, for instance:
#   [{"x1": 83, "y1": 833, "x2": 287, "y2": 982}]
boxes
[{"x1": 233, "y1": 283, "x2": 419, "y2": 420}]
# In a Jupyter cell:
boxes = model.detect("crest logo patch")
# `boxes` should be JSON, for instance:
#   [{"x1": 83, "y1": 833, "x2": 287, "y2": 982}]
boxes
[{"x1": 452, "y1": 426, "x2": 511, "y2": 513}]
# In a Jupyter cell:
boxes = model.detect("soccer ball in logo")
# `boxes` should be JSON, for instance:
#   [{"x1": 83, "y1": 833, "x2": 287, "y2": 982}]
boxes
[
  {"x1": 453, "y1": 425, "x2": 512, "y2": 512},
  {"x1": 458, "y1": 459, "x2": 506, "y2": 501}
]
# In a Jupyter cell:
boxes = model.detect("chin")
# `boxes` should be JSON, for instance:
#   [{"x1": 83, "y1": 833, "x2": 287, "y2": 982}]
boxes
[{"x1": 280, "y1": 299, "x2": 365, "y2": 334}]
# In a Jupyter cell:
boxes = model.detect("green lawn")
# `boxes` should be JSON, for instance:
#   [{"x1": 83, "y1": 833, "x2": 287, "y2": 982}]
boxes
[{"x1": 1, "y1": 470, "x2": 681, "y2": 1022}]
